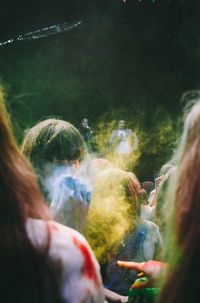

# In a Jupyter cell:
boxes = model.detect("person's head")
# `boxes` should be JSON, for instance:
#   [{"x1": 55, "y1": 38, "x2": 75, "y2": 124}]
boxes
[
  {"x1": 157, "y1": 99, "x2": 200, "y2": 303},
  {"x1": 83, "y1": 167, "x2": 141, "y2": 263},
  {"x1": 22, "y1": 118, "x2": 87, "y2": 173},
  {"x1": 118, "y1": 120, "x2": 126, "y2": 130},
  {"x1": 82, "y1": 118, "x2": 89, "y2": 128},
  {"x1": 21, "y1": 118, "x2": 88, "y2": 206},
  {"x1": 0, "y1": 86, "x2": 63, "y2": 302},
  {"x1": 174, "y1": 100, "x2": 200, "y2": 246}
]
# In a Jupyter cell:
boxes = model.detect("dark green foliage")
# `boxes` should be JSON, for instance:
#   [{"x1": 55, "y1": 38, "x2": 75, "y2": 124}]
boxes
[{"x1": 0, "y1": 4, "x2": 199, "y2": 180}]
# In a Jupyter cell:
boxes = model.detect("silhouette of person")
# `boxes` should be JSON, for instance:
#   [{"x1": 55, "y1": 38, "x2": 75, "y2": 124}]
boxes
[{"x1": 79, "y1": 118, "x2": 94, "y2": 152}]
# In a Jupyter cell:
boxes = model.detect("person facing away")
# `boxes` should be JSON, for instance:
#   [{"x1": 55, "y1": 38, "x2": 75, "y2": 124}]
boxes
[
  {"x1": 109, "y1": 120, "x2": 138, "y2": 155},
  {"x1": 84, "y1": 167, "x2": 162, "y2": 296},
  {"x1": 157, "y1": 95, "x2": 200, "y2": 303},
  {"x1": 22, "y1": 119, "x2": 128, "y2": 303},
  {"x1": 0, "y1": 86, "x2": 104, "y2": 303},
  {"x1": 21, "y1": 118, "x2": 92, "y2": 232},
  {"x1": 117, "y1": 93, "x2": 200, "y2": 303}
]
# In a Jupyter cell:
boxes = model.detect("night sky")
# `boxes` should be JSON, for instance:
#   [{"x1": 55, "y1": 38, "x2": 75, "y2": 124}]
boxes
[{"x1": 0, "y1": 0, "x2": 199, "y2": 41}]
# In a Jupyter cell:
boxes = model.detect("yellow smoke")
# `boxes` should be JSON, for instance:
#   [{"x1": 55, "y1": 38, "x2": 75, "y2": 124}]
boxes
[
  {"x1": 94, "y1": 118, "x2": 141, "y2": 171},
  {"x1": 93, "y1": 108, "x2": 179, "y2": 179},
  {"x1": 83, "y1": 167, "x2": 137, "y2": 264}
]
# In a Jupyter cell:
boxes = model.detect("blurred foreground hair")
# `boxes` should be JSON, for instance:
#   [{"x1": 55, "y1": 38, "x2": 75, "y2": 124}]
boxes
[
  {"x1": 0, "y1": 86, "x2": 62, "y2": 302},
  {"x1": 157, "y1": 98, "x2": 200, "y2": 303}
]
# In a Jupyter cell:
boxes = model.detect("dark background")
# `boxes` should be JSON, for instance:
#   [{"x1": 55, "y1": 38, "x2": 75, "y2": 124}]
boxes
[{"x1": 0, "y1": 0, "x2": 200, "y2": 180}]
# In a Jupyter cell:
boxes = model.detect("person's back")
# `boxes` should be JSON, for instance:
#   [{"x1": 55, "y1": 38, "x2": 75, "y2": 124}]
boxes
[
  {"x1": 0, "y1": 87, "x2": 104, "y2": 303},
  {"x1": 26, "y1": 218, "x2": 104, "y2": 303},
  {"x1": 157, "y1": 97, "x2": 200, "y2": 303},
  {"x1": 21, "y1": 118, "x2": 91, "y2": 231},
  {"x1": 104, "y1": 219, "x2": 161, "y2": 295},
  {"x1": 84, "y1": 167, "x2": 162, "y2": 296}
]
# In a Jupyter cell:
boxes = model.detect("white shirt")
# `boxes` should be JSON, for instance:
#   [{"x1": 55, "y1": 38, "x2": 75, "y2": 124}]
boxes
[{"x1": 26, "y1": 218, "x2": 104, "y2": 303}]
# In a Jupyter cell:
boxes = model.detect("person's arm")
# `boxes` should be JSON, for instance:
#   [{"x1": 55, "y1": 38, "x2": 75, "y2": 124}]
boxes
[
  {"x1": 50, "y1": 176, "x2": 90, "y2": 232},
  {"x1": 104, "y1": 288, "x2": 128, "y2": 303},
  {"x1": 148, "y1": 176, "x2": 164, "y2": 207},
  {"x1": 117, "y1": 260, "x2": 168, "y2": 289}
]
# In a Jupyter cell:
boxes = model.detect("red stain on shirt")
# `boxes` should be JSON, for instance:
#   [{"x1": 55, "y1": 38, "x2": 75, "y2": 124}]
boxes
[{"x1": 72, "y1": 236, "x2": 100, "y2": 288}]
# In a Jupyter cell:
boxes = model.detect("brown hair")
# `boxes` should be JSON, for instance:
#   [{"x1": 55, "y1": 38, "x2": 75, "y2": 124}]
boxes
[
  {"x1": 157, "y1": 100, "x2": 200, "y2": 303},
  {"x1": 0, "y1": 87, "x2": 62, "y2": 302},
  {"x1": 22, "y1": 118, "x2": 87, "y2": 168}
]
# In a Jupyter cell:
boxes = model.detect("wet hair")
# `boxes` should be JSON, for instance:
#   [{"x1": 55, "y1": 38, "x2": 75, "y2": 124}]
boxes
[{"x1": 0, "y1": 87, "x2": 62, "y2": 302}]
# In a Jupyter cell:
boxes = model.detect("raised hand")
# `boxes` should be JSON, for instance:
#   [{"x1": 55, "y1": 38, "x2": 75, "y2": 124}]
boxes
[{"x1": 117, "y1": 260, "x2": 168, "y2": 289}]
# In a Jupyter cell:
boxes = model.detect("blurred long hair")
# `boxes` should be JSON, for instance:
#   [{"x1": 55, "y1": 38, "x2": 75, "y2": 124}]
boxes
[
  {"x1": 0, "y1": 87, "x2": 62, "y2": 302},
  {"x1": 157, "y1": 100, "x2": 200, "y2": 303}
]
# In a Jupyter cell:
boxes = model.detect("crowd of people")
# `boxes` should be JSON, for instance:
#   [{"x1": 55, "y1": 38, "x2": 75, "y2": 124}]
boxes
[{"x1": 1, "y1": 84, "x2": 200, "y2": 303}]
